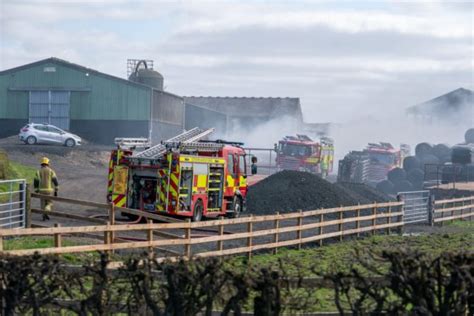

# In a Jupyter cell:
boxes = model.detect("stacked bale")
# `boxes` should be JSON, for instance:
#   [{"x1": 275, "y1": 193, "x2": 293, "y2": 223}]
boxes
[{"x1": 465, "y1": 128, "x2": 474, "y2": 144}]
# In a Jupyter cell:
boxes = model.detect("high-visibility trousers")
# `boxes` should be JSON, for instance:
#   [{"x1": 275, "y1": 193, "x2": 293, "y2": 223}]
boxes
[{"x1": 40, "y1": 191, "x2": 53, "y2": 212}]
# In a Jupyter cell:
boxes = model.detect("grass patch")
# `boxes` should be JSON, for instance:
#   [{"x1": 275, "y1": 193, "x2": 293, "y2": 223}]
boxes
[
  {"x1": 446, "y1": 219, "x2": 474, "y2": 229},
  {"x1": 0, "y1": 152, "x2": 36, "y2": 201},
  {"x1": 231, "y1": 230, "x2": 474, "y2": 277},
  {"x1": 227, "y1": 229, "x2": 474, "y2": 312},
  {"x1": 6, "y1": 161, "x2": 36, "y2": 183}
]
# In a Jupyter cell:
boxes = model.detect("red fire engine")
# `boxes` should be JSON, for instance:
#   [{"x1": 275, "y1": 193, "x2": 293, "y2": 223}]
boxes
[
  {"x1": 275, "y1": 135, "x2": 334, "y2": 177},
  {"x1": 107, "y1": 128, "x2": 247, "y2": 221}
]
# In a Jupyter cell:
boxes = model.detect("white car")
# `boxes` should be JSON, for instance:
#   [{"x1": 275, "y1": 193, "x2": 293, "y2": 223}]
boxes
[{"x1": 19, "y1": 123, "x2": 82, "y2": 147}]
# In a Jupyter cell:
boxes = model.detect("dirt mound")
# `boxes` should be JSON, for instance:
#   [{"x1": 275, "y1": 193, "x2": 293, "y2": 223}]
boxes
[
  {"x1": 247, "y1": 171, "x2": 364, "y2": 214},
  {"x1": 337, "y1": 182, "x2": 394, "y2": 203}
]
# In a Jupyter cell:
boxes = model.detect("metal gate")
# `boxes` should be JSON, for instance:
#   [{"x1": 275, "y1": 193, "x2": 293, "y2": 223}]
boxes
[
  {"x1": 397, "y1": 190, "x2": 431, "y2": 225},
  {"x1": 29, "y1": 91, "x2": 71, "y2": 130},
  {"x1": 0, "y1": 179, "x2": 27, "y2": 229}
]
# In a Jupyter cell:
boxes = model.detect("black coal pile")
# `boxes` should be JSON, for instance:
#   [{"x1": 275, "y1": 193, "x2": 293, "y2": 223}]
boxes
[
  {"x1": 337, "y1": 182, "x2": 394, "y2": 203},
  {"x1": 247, "y1": 171, "x2": 389, "y2": 214}
]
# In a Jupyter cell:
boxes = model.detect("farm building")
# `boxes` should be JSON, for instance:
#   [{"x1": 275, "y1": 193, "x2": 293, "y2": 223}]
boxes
[
  {"x1": 184, "y1": 96, "x2": 304, "y2": 137},
  {"x1": 0, "y1": 57, "x2": 184, "y2": 144},
  {"x1": 406, "y1": 87, "x2": 473, "y2": 124}
]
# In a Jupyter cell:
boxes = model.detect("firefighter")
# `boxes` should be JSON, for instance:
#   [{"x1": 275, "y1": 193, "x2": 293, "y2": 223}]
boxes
[
  {"x1": 34, "y1": 157, "x2": 59, "y2": 221},
  {"x1": 251, "y1": 156, "x2": 258, "y2": 175},
  {"x1": 320, "y1": 154, "x2": 329, "y2": 179}
]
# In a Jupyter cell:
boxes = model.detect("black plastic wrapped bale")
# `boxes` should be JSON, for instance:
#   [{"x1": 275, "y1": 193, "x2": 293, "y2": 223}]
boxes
[
  {"x1": 393, "y1": 179, "x2": 414, "y2": 193},
  {"x1": 415, "y1": 142, "x2": 433, "y2": 158},
  {"x1": 402, "y1": 156, "x2": 421, "y2": 172},
  {"x1": 376, "y1": 179, "x2": 395, "y2": 195},
  {"x1": 461, "y1": 164, "x2": 474, "y2": 182},
  {"x1": 451, "y1": 145, "x2": 474, "y2": 164},
  {"x1": 441, "y1": 164, "x2": 463, "y2": 184},
  {"x1": 420, "y1": 154, "x2": 440, "y2": 166},
  {"x1": 465, "y1": 128, "x2": 474, "y2": 144},
  {"x1": 387, "y1": 167, "x2": 406, "y2": 183},
  {"x1": 407, "y1": 168, "x2": 424, "y2": 190},
  {"x1": 439, "y1": 154, "x2": 452, "y2": 164},
  {"x1": 432, "y1": 144, "x2": 451, "y2": 160}
]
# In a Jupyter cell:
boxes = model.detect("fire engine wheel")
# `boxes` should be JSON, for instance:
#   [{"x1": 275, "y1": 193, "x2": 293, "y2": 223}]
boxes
[
  {"x1": 230, "y1": 197, "x2": 242, "y2": 218},
  {"x1": 192, "y1": 200, "x2": 203, "y2": 222}
]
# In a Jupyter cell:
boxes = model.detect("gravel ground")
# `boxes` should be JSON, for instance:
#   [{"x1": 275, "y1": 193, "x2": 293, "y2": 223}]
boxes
[{"x1": 0, "y1": 136, "x2": 111, "y2": 204}]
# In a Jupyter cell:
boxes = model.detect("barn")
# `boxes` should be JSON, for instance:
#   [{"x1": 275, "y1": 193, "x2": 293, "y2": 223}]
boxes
[{"x1": 0, "y1": 57, "x2": 184, "y2": 144}]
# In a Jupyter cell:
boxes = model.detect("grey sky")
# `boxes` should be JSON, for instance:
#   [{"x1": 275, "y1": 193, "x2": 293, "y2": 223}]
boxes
[{"x1": 1, "y1": 0, "x2": 472, "y2": 123}]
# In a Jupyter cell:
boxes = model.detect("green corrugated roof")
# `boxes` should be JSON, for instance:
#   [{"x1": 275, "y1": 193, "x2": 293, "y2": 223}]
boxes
[{"x1": 0, "y1": 57, "x2": 150, "y2": 90}]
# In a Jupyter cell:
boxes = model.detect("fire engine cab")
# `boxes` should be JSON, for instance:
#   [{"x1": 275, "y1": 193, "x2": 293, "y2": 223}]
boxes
[
  {"x1": 107, "y1": 128, "x2": 247, "y2": 221},
  {"x1": 275, "y1": 135, "x2": 334, "y2": 177}
]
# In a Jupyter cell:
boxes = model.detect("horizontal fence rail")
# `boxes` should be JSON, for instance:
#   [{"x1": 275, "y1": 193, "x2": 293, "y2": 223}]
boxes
[
  {"x1": 0, "y1": 201, "x2": 404, "y2": 257},
  {"x1": 3, "y1": 188, "x2": 473, "y2": 258},
  {"x1": 433, "y1": 196, "x2": 474, "y2": 224}
]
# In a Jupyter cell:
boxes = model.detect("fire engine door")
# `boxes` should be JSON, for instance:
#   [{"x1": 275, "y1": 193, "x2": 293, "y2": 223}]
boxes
[
  {"x1": 179, "y1": 163, "x2": 193, "y2": 211},
  {"x1": 112, "y1": 165, "x2": 128, "y2": 207}
]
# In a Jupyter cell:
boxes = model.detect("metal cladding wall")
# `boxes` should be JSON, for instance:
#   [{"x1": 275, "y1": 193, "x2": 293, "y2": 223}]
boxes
[
  {"x1": 150, "y1": 90, "x2": 184, "y2": 142},
  {"x1": 185, "y1": 103, "x2": 227, "y2": 135},
  {"x1": 0, "y1": 58, "x2": 152, "y2": 143}
]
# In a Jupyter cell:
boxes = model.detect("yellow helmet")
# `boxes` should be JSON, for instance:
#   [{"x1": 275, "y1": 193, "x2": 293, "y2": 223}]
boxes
[{"x1": 41, "y1": 157, "x2": 50, "y2": 165}]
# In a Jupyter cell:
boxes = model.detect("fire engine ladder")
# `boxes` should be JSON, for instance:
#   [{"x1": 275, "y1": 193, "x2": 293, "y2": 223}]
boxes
[
  {"x1": 170, "y1": 141, "x2": 225, "y2": 152},
  {"x1": 133, "y1": 127, "x2": 215, "y2": 159}
]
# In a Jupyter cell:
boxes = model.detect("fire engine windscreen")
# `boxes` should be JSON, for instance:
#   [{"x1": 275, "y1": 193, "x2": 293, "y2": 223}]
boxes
[
  {"x1": 279, "y1": 143, "x2": 312, "y2": 157},
  {"x1": 370, "y1": 152, "x2": 396, "y2": 165}
]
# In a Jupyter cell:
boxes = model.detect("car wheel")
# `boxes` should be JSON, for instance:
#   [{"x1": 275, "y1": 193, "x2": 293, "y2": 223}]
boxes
[
  {"x1": 192, "y1": 200, "x2": 203, "y2": 222},
  {"x1": 65, "y1": 138, "x2": 76, "y2": 147},
  {"x1": 230, "y1": 196, "x2": 242, "y2": 218},
  {"x1": 26, "y1": 136, "x2": 37, "y2": 145}
]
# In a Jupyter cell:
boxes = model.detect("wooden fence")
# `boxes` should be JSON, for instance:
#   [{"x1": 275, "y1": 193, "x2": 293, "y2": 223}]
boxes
[
  {"x1": 433, "y1": 196, "x2": 474, "y2": 224},
  {"x1": 0, "y1": 201, "x2": 404, "y2": 258}
]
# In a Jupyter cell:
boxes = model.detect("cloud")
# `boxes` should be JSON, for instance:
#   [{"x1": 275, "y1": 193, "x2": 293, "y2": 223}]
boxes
[{"x1": 0, "y1": 0, "x2": 472, "y2": 126}]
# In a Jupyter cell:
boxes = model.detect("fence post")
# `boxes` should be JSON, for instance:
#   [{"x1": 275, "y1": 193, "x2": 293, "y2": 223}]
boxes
[
  {"x1": 217, "y1": 216, "x2": 224, "y2": 252},
  {"x1": 440, "y1": 201, "x2": 446, "y2": 226},
  {"x1": 25, "y1": 184, "x2": 32, "y2": 228},
  {"x1": 184, "y1": 219, "x2": 191, "y2": 259},
  {"x1": 338, "y1": 207, "x2": 343, "y2": 242},
  {"x1": 387, "y1": 204, "x2": 392, "y2": 235},
  {"x1": 428, "y1": 194, "x2": 435, "y2": 227},
  {"x1": 104, "y1": 221, "x2": 112, "y2": 256},
  {"x1": 297, "y1": 210, "x2": 303, "y2": 249},
  {"x1": 319, "y1": 211, "x2": 324, "y2": 247},
  {"x1": 54, "y1": 223, "x2": 62, "y2": 248},
  {"x1": 356, "y1": 204, "x2": 360, "y2": 238},
  {"x1": 372, "y1": 203, "x2": 377, "y2": 235},
  {"x1": 109, "y1": 203, "x2": 115, "y2": 243},
  {"x1": 273, "y1": 212, "x2": 280, "y2": 255},
  {"x1": 247, "y1": 215, "x2": 253, "y2": 260},
  {"x1": 147, "y1": 219, "x2": 153, "y2": 257}
]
